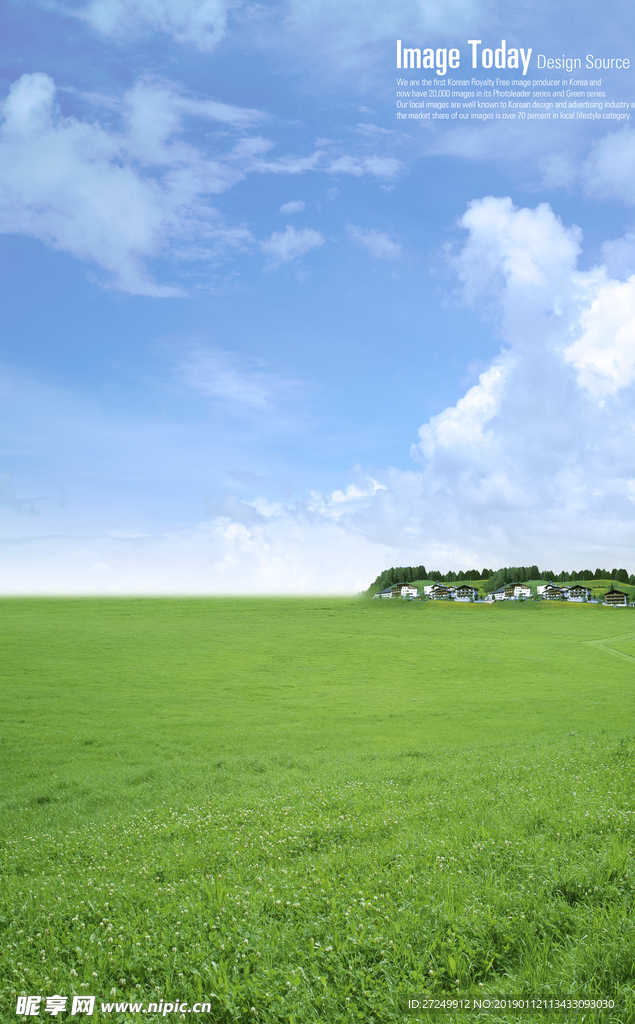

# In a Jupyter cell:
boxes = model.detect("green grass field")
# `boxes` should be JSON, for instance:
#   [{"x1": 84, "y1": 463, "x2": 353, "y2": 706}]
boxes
[{"x1": 2, "y1": 598, "x2": 635, "y2": 1023}]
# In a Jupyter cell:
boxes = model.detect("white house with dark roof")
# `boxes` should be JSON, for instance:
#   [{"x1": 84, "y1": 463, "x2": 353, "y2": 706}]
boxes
[
  {"x1": 373, "y1": 582, "x2": 419, "y2": 599},
  {"x1": 424, "y1": 583, "x2": 455, "y2": 600},
  {"x1": 562, "y1": 584, "x2": 592, "y2": 602},
  {"x1": 491, "y1": 582, "x2": 532, "y2": 601},
  {"x1": 537, "y1": 582, "x2": 566, "y2": 600}
]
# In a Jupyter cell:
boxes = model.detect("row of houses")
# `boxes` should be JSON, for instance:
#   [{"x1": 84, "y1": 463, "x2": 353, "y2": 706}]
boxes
[
  {"x1": 489, "y1": 581, "x2": 630, "y2": 604},
  {"x1": 373, "y1": 580, "x2": 631, "y2": 605},
  {"x1": 373, "y1": 582, "x2": 479, "y2": 601}
]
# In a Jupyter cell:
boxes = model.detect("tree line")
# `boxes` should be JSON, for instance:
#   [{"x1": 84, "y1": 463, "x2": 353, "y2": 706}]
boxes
[
  {"x1": 539, "y1": 568, "x2": 634, "y2": 584},
  {"x1": 368, "y1": 564, "x2": 635, "y2": 593},
  {"x1": 369, "y1": 566, "x2": 494, "y2": 591}
]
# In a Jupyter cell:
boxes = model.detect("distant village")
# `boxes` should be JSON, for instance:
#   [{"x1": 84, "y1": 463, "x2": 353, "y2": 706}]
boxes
[{"x1": 371, "y1": 573, "x2": 635, "y2": 606}]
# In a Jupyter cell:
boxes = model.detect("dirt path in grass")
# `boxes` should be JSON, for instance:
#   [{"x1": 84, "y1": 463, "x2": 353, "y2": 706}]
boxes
[{"x1": 584, "y1": 633, "x2": 635, "y2": 664}]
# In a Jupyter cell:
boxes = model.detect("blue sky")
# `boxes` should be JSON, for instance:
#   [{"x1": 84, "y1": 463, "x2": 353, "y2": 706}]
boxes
[{"x1": 2, "y1": 0, "x2": 635, "y2": 592}]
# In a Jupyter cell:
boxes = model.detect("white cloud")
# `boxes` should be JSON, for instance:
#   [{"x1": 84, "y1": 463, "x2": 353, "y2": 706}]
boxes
[
  {"x1": 583, "y1": 128, "x2": 635, "y2": 204},
  {"x1": 229, "y1": 137, "x2": 324, "y2": 176},
  {"x1": 602, "y1": 231, "x2": 635, "y2": 280},
  {"x1": 0, "y1": 73, "x2": 171, "y2": 296},
  {"x1": 328, "y1": 478, "x2": 386, "y2": 505},
  {"x1": 0, "y1": 73, "x2": 263, "y2": 293},
  {"x1": 0, "y1": 514, "x2": 393, "y2": 594},
  {"x1": 261, "y1": 224, "x2": 324, "y2": 266},
  {"x1": 564, "y1": 275, "x2": 635, "y2": 397},
  {"x1": 452, "y1": 195, "x2": 583, "y2": 312},
  {"x1": 401, "y1": 197, "x2": 635, "y2": 565},
  {"x1": 0, "y1": 72, "x2": 406, "y2": 291},
  {"x1": 354, "y1": 123, "x2": 395, "y2": 137},
  {"x1": 189, "y1": 197, "x2": 635, "y2": 582},
  {"x1": 57, "y1": 0, "x2": 486, "y2": 71},
  {"x1": 90, "y1": 560, "x2": 112, "y2": 574},
  {"x1": 75, "y1": 0, "x2": 230, "y2": 50},
  {"x1": 279, "y1": 200, "x2": 305, "y2": 213},
  {"x1": 414, "y1": 363, "x2": 506, "y2": 460},
  {"x1": 347, "y1": 224, "x2": 401, "y2": 259},
  {"x1": 0, "y1": 73, "x2": 340, "y2": 293},
  {"x1": 538, "y1": 151, "x2": 576, "y2": 190},
  {"x1": 7, "y1": 194, "x2": 635, "y2": 593},
  {"x1": 122, "y1": 79, "x2": 264, "y2": 166},
  {"x1": 280, "y1": 0, "x2": 488, "y2": 72},
  {"x1": 178, "y1": 348, "x2": 301, "y2": 409},
  {"x1": 327, "y1": 155, "x2": 404, "y2": 180}
]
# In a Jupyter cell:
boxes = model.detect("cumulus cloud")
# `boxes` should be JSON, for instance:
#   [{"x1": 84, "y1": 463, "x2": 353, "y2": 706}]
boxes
[
  {"x1": 451, "y1": 195, "x2": 583, "y2": 311},
  {"x1": 189, "y1": 196, "x2": 635, "y2": 583},
  {"x1": 564, "y1": 276, "x2": 635, "y2": 397},
  {"x1": 403, "y1": 197, "x2": 635, "y2": 563},
  {"x1": 347, "y1": 224, "x2": 401, "y2": 259},
  {"x1": 74, "y1": 0, "x2": 230, "y2": 50},
  {"x1": 6, "y1": 194, "x2": 635, "y2": 592},
  {"x1": 261, "y1": 224, "x2": 324, "y2": 266}
]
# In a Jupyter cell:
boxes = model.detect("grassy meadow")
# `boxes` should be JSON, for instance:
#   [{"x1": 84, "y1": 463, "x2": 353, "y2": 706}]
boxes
[{"x1": 2, "y1": 597, "x2": 635, "y2": 1023}]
